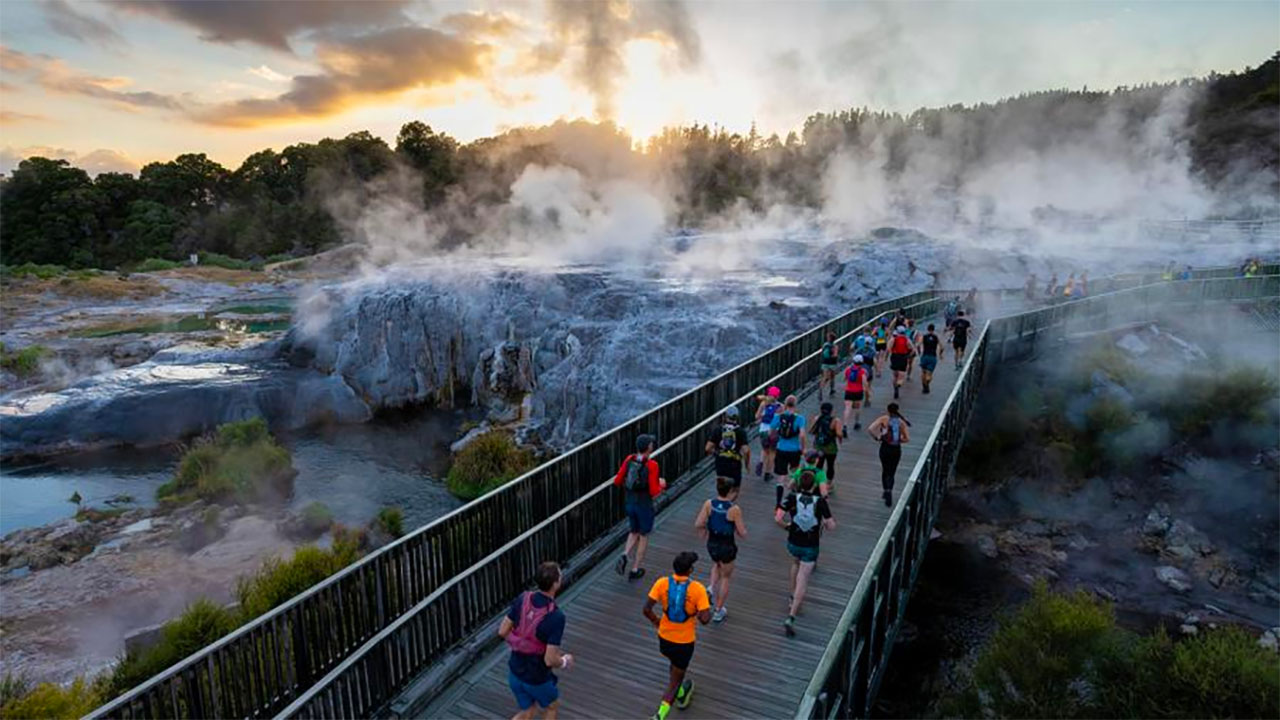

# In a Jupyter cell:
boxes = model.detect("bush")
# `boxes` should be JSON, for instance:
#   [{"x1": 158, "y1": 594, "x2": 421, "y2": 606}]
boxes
[
  {"x1": 198, "y1": 252, "x2": 260, "y2": 271},
  {"x1": 235, "y1": 544, "x2": 359, "y2": 619},
  {"x1": 300, "y1": 502, "x2": 334, "y2": 535},
  {"x1": 376, "y1": 506, "x2": 405, "y2": 538},
  {"x1": 0, "y1": 674, "x2": 30, "y2": 711},
  {"x1": 0, "y1": 677, "x2": 101, "y2": 720},
  {"x1": 1164, "y1": 367, "x2": 1278, "y2": 436},
  {"x1": 134, "y1": 258, "x2": 181, "y2": 273},
  {"x1": 105, "y1": 599, "x2": 238, "y2": 699},
  {"x1": 1, "y1": 263, "x2": 66, "y2": 280},
  {"x1": 0, "y1": 344, "x2": 51, "y2": 378},
  {"x1": 446, "y1": 431, "x2": 537, "y2": 500},
  {"x1": 156, "y1": 419, "x2": 294, "y2": 504}
]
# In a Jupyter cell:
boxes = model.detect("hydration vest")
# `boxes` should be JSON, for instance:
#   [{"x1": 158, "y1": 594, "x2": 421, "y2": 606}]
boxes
[
  {"x1": 776, "y1": 412, "x2": 800, "y2": 439},
  {"x1": 624, "y1": 456, "x2": 650, "y2": 493},
  {"x1": 881, "y1": 417, "x2": 904, "y2": 445},
  {"x1": 506, "y1": 592, "x2": 556, "y2": 655},
  {"x1": 821, "y1": 341, "x2": 836, "y2": 362},
  {"x1": 761, "y1": 401, "x2": 781, "y2": 425},
  {"x1": 792, "y1": 491, "x2": 819, "y2": 532},
  {"x1": 665, "y1": 576, "x2": 691, "y2": 623},
  {"x1": 891, "y1": 334, "x2": 911, "y2": 354},
  {"x1": 814, "y1": 413, "x2": 836, "y2": 446},
  {"x1": 708, "y1": 498, "x2": 735, "y2": 537},
  {"x1": 845, "y1": 365, "x2": 866, "y2": 393}
]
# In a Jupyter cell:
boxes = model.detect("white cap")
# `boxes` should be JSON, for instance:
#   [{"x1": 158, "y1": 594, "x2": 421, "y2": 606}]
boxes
[{"x1": 852, "y1": 354, "x2": 864, "y2": 364}]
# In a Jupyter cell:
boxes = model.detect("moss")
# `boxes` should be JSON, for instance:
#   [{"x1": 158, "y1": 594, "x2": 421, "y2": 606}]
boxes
[
  {"x1": 0, "y1": 344, "x2": 51, "y2": 378},
  {"x1": 157, "y1": 419, "x2": 294, "y2": 505},
  {"x1": 375, "y1": 506, "x2": 405, "y2": 538},
  {"x1": 446, "y1": 431, "x2": 536, "y2": 500}
]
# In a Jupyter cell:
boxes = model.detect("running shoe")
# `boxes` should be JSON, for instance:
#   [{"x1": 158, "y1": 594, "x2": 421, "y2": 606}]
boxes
[
  {"x1": 754, "y1": 461, "x2": 763, "y2": 477},
  {"x1": 675, "y1": 679, "x2": 694, "y2": 709},
  {"x1": 712, "y1": 606, "x2": 728, "y2": 623},
  {"x1": 628, "y1": 568, "x2": 647, "y2": 581},
  {"x1": 853, "y1": 422, "x2": 861, "y2": 431},
  {"x1": 707, "y1": 588, "x2": 715, "y2": 609},
  {"x1": 614, "y1": 553, "x2": 627, "y2": 576},
  {"x1": 883, "y1": 491, "x2": 893, "y2": 507},
  {"x1": 842, "y1": 426, "x2": 848, "y2": 439},
  {"x1": 784, "y1": 616, "x2": 796, "y2": 637},
  {"x1": 652, "y1": 701, "x2": 671, "y2": 720}
]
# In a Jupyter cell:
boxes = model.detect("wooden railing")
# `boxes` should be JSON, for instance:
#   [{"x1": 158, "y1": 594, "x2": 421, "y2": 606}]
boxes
[{"x1": 795, "y1": 274, "x2": 1280, "y2": 719}]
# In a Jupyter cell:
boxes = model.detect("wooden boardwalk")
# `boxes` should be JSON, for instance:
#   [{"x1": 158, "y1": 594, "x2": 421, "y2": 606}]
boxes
[{"x1": 422, "y1": 318, "x2": 962, "y2": 719}]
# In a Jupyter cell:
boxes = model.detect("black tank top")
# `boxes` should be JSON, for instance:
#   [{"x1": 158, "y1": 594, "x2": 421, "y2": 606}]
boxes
[{"x1": 922, "y1": 333, "x2": 939, "y2": 356}]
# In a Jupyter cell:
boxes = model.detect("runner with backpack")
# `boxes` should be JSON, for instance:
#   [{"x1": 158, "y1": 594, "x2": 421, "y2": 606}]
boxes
[
  {"x1": 811, "y1": 402, "x2": 844, "y2": 490},
  {"x1": 704, "y1": 407, "x2": 750, "y2": 488},
  {"x1": 754, "y1": 387, "x2": 783, "y2": 482},
  {"x1": 643, "y1": 551, "x2": 712, "y2": 720},
  {"x1": 866, "y1": 403, "x2": 911, "y2": 506},
  {"x1": 850, "y1": 328, "x2": 876, "y2": 384},
  {"x1": 888, "y1": 326, "x2": 915, "y2": 400},
  {"x1": 842, "y1": 354, "x2": 872, "y2": 434},
  {"x1": 499, "y1": 561, "x2": 573, "y2": 719},
  {"x1": 787, "y1": 448, "x2": 829, "y2": 497},
  {"x1": 917, "y1": 323, "x2": 943, "y2": 394},
  {"x1": 693, "y1": 477, "x2": 747, "y2": 623},
  {"x1": 818, "y1": 331, "x2": 840, "y2": 402},
  {"x1": 873, "y1": 319, "x2": 890, "y2": 375},
  {"x1": 613, "y1": 435, "x2": 666, "y2": 581},
  {"x1": 949, "y1": 310, "x2": 972, "y2": 370},
  {"x1": 769, "y1": 395, "x2": 807, "y2": 509},
  {"x1": 775, "y1": 470, "x2": 835, "y2": 637}
]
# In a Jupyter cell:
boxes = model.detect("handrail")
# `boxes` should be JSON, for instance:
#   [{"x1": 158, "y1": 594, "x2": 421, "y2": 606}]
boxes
[{"x1": 795, "y1": 274, "x2": 1279, "y2": 719}]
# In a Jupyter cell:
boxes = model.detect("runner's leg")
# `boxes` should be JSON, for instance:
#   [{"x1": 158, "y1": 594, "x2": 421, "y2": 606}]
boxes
[{"x1": 789, "y1": 560, "x2": 816, "y2": 616}]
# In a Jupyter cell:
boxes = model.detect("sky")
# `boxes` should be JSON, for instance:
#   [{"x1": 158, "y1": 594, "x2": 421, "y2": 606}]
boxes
[{"x1": 0, "y1": 0, "x2": 1275, "y2": 175}]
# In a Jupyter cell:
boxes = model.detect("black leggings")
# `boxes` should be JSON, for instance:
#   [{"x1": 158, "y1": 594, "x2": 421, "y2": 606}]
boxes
[
  {"x1": 817, "y1": 452, "x2": 837, "y2": 481},
  {"x1": 879, "y1": 443, "x2": 902, "y2": 491}
]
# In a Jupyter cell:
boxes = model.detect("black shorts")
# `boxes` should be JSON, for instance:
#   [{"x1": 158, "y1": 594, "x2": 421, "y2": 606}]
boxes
[
  {"x1": 820, "y1": 362, "x2": 838, "y2": 372},
  {"x1": 844, "y1": 390, "x2": 864, "y2": 402},
  {"x1": 707, "y1": 534, "x2": 738, "y2": 564},
  {"x1": 890, "y1": 354, "x2": 909, "y2": 372},
  {"x1": 874, "y1": 342, "x2": 887, "y2": 352},
  {"x1": 774, "y1": 449, "x2": 801, "y2": 476},
  {"x1": 953, "y1": 340, "x2": 967, "y2": 351},
  {"x1": 715, "y1": 462, "x2": 742, "y2": 485},
  {"x1": 659, "y1": 638, "x2": 696, "y2": 670}
]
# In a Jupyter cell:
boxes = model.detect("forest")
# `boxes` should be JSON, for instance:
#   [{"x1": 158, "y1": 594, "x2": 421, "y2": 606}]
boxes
[{"x1": 1, "y1": 54, "x2": 1275, "y2": 270}]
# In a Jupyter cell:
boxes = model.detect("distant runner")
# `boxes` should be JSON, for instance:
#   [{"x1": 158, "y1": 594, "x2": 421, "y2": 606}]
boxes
[
  {"x1": 1045, "y1": 273, "x2": 1059, "y2": 298},
  {"x1": 643, "y1": 551, "x2": 711, "y2": 720},
  {"x1": 693, "y1": 477, "x2": 746, "y2": 623},
  {"x1": 1063, "y1": 273, "x2": 1076, "y2": 300},
  {"x1": 500, "y1": 561, "x2": 573, "y2": 720},
  {"x1": 775, "y1": 470, "x2": 835, "y2": 637},
  {"x1": 810, "y1": 402, "x2": 844, "y2": 490},
  {"x1": 788, "y1": 448, "x2": 830, "y2": 498},
  {"x1": 943, "y1": 296, "x2": 960, "y2": 329},
  {"x1": 904, "y1": 318, "x2": 919, "y2": 380},
  {"x1": 1024, "y1": 273, "x2": 1038, "y2": 302},
  {"x1": 1077, "y1": 271, "x2": 1088, "y2": 298},
  {"x1": 873, "y1": 319, "x2": 890, "y2": 374},
  {"x1": 949, "y1": 310, "x2": 972, "y2": 370},
  {"x1": 769, "y1": 395, "x2": 807, "y2": 509},
  {"x1": 818, "y1": 331, "x2": 840, "y2": 402},
  {"x1": 842, "y1": 355, "x2": 871, "y2": 433},
  {"x1": 755, "y1": 387, "x2": 783, "y2": 482},
  {"x1": 917, "y1": 323, "x2": 943, "y2": 394},
  {"x1": 866, "y1": 403, "x2": 911, "y2": 506},
  {"x1": 614, "y1": 435, "x2": 666, "y2": 581},
  {"x1": 850, "y1": 328, "x2": 876, "y2": 385},
  {"x1": 888, "y1": 326, "x2": 914, "y2": 400},
  {"x1": 705, "y1": 407, "x2": 750, "y2": 489}
]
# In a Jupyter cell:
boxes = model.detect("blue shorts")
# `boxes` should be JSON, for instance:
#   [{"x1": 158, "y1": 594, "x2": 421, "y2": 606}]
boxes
[
  {"x1": 626, "y1": 502, "x2": 655, "y2": 535},
  {"x1": 920, "y1": 355, "x2": 938, "y2": 372},
  {"x1": 787, "y1": 542, "x2": 820, "y2": 563},
  {"x1": 508, "y1": 671, "x2": 558, "y2": 709}
]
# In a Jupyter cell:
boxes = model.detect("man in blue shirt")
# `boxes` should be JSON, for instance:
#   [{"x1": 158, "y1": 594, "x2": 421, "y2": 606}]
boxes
[
  {"x1": 769, "y1": 394, "x2": 807, "y2": 508},
  {"x1": 499, "y1": 561, "x2": 574, "y2": 719}
]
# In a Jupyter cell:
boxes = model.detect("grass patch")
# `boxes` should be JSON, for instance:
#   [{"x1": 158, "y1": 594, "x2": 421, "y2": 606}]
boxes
[
  {"x1": 446, "y1": 431, "x2": 537, "y2": 500},
  {"x1": 198, "y1": 252, "x2": 261, "y2": 271},
  {"x1": 0, "y1": 263, "x2": 66, "y2": 280},
  {"x1": 156, "y1": 419, "x2": 294, "y2": 505},
  {"x1": 0, "y1": 343, "x2": 51, "y2": 378},
  {"x1": 133, "y1": 258, "x2": 181, "y2": 273},
  {"x1": 375, "y1": 506, "x2": 405, "y2": 538}
]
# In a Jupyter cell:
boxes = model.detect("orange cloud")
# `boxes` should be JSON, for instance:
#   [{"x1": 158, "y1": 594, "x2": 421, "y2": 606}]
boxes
[
  {"x1": 0, "y1": 46, "x2": 183, "y2": 111},
  {"x1": 0, "y1": 111, "x2": 49, "y2": 125}
]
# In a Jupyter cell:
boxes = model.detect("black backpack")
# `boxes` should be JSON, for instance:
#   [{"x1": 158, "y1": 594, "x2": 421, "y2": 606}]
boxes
[
  {"x1": 624, "y1": 457, "x2": 649, "y2": 492},
  {"x1": 821, "y1": 341, "x2": 836, "y2": 362},
  {"x1": 814, "y1": 413, "x2": 835, "y2": 446},
  {"x1": 777, "y1": 413, "x2": 799, "y2": 440}
]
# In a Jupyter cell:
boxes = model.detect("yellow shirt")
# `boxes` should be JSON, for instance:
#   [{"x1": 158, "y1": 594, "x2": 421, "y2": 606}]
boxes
[{"x1": 648, "y1": 574, "x2": 710, "y2": 644}]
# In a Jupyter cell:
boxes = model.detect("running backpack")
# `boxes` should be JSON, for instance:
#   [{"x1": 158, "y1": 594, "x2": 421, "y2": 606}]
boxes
[
  {"x1": 717, "y1": 426, "x2": 740, "y2": 460},
  {"x1": 821, "y1": 341, "x2": 836, "y2": 362},
  {"x1": 665, "y1": 576, "x2": 691, "y2": 623},
  {"x1": 708, "y1": 498, "x2": 735, "y2": 536},
  {"x1": 506, "y1": 592, "x2": 556, "y2": 655},
  {"x1": 777, "y1": 413, "x2": 799, "y2": 440},
  {"x1": 814, "y1": 414, "x2": 835, "y2": 446},
  {"x1": 892, "y1": 335, "x2": 911, "y2": 354},
  {"x1": 792, "y1": 491, "x2": 819, "y2": 532},
  {"x1": 880, "y1": 418, "x2": 903, "y2": 445},
  {"x1": 761, "y1": 401, "x2": 780, "y2": 425},
  {"x1": 624, "y1": 456, "x2": 650, "y2": 493},
  {"x1": 846, "y1": 365, "x2": 865, "y2": 392}
]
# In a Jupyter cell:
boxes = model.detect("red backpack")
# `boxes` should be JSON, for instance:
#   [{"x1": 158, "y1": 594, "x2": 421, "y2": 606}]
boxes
[
  {"x1": 506, "y1": 592, "x2": 556, "y2": 655},
  {"x1": 892, "y1": 334, "x2": 911, "y2": 354}
]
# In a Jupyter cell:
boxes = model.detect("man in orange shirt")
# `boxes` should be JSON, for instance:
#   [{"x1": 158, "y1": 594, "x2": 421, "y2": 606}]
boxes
[
  {"x1": 642, "y1": 551, "x2": 711, "y2": 720},
  {"x1": 613, "y1": 434, "x2": 666, "y2": 580}
]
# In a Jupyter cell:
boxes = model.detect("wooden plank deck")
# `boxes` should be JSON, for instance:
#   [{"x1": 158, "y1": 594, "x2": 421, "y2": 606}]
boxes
[{"x1": 421, "y1": 318, "x2": 962, "y2": 719}]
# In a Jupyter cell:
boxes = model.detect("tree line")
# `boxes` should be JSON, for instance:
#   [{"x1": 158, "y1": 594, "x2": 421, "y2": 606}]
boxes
[{"x1": 1, "y1": 54, "x2": 1275, "y2": 271}]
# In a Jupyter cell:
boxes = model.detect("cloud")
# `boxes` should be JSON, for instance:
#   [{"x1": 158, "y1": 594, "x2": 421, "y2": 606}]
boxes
[
  {"x1": 0, "y1": 46, "x2": 184, "y2": 111},
  {"x1": 0, "y1": 146, "x2": 139, "y2": 176},
  {"x1": 541, "y1": 0, "x2": 702, "y2": 121},
  {"x1": 193, "y1": 27, "x2": 489, "y2": 126},
  {"x1": 0, "y1": 111, "x2": 49, "y2": 124},
  {"x1": 117, "y1": 0, "x2": 409, "y2": 52},
  {"x1": 439, "y1": 12, "x2": 521, "y2": 38},
  {"x1": 247, "y1": 65, "x2": 290, "y2": 84},
  {"x1": 43, "y1": 0, "x2": 127, "y2": 49}
]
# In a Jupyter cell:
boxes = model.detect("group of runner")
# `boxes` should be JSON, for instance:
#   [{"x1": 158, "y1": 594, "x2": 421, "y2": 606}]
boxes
[
  {"x1": 501, "y1": 304, "x2": 975, "y2": 720},
  {"x1": 1035, "y1": 272, "x2": 1089, "y2": 301}
]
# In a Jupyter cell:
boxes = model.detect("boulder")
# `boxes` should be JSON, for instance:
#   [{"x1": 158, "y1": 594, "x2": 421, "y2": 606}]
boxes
[
  {"x1": 1154, "y1": 565, "x2": 1192, "y2": 593},
  {"x1": 1116, "y1": 333, "x2": 1150, "y2": 356}
]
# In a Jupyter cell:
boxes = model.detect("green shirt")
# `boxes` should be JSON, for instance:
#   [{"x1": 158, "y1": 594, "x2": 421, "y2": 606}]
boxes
[{"x1": 790, "y1": 464, "x2": 828, "y2": 486}]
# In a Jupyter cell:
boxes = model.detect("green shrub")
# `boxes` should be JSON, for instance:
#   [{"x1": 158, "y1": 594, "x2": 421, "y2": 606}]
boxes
[
  {"x1": 198, "y1": 252, "x2": 260, "y2": 271},
  {"x1": 0, "y1": 344, "x2": 51, "y2": 378},
  {"x1": 376, "y1": 506, "x2": 405, "y2": 538},
  {"x1": 235, "y1": 544, "x2": 358, "y2": 619},
  {"x1": 0, "y1": 674, "x2": 30, "y2": 711},
  {"x1": 134, "y1": 258, "x2": 181, "y2": 273},
  {"x1": 157, "y1": 419, "x2": 294, "y2": 504},
  {"x1": 106, "y1": 599, "x2": 238, "y2": 699},
  {"x1": 1164, "y1": 367, "x2": 1278, "y2": 436},
  {"x1": 2, "y1": 263, "x2": 66, "y2": 280},
  {"x1": 300, "y1": 502, "x2": 334, "y2": 535},
  {"x1": 446, "y1": 431, "x2": 537, "y2": 500},
  {"x1": 1166, "y1": 626, "x2": 1279, "y2": 718},
  {"x1": 0, "y1": 677, "x2": 100, "y2": 720}
]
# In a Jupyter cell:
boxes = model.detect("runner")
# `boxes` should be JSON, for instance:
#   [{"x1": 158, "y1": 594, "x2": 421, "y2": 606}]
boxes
[
  {"x1": 842, "y1": 355, "x2": 871, "y2": 434},
  {"x1": 775, "y1": 470, "x2": 835, "y2": 637},
  {"x1": 850, "y1": 327, "x2": 876, "y2": 385},
  {"x1": 916, "y1": 323, "x2": 943, "y2": 394},
  {"x1": 1024, "y1": 273, "x2": 1038, "y2": 302},
  {"x1": 818, "y1": 331, "x2": 840, "y2": 402},
  {"x1": 1063, "y1": 272, "x2": 1076, "y2": 300},
  {"x1": 643, "y1": 551, "x2": 711, "y2": 720},
  {"x1": 810, "y1": 402, "x2": 843, "y2": 490},
  {"x1": 873, "y1": 320, "x2": 890, "y2": 375},
  {"x1": 754, "y1": 387, "x2": 783, "y2": 483},
  {"x1": 964, "y1": 287, "x2": 978, "y2": 314},
  {"x1": 1078, "y1": 271, "x2": 1088, "y2": 298},
  {"x1": 866, "y1": 403, "x2": 911, "y2": 506},
  {"x1": 704, "y1": 407, "x2": 750, "y2": 489},
  {"x1": 1162, "y1": 262, "x2": 1176, "y2": 281},
  {"x1": 1044, "y1": 273, "x2": 1059, "y2": 299},
  {"x1": 613, "y1": 435, "x2": 666, "y2": 581},
  {"x1": 788, "y1": 448, "x2": 830, "y2": 497},
  {"x1": 769, "y1": 395, "x2": 807, "y2": 508},
  {"x1": 949, "y1": 310, "x2": 972, "y2": 370},
  {"x1": 500, "y1": 561, "x2": 573, "y2": 720},
  {"x1": 943, "y1": 296, "x2": 960, "y2": 329},
  {"x1": 888, "y1": 326, "x2": 914, "y2": 400},
  {"x1": 693, "y1": 477, "x2": 746, "y2": 623}
]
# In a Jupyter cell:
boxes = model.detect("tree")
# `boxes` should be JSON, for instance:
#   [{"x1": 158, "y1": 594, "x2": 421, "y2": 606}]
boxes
[
  {"x1": 395, "y1": 121, "x2": 459, "y2": 205},
  {"x1": 0, "y1": 157, "x2": 100, "y2": 266}
]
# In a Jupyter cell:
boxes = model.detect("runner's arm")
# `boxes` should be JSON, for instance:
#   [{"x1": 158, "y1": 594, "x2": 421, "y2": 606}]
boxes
[
  {"x1": 696, "y1": 587, "x2": 712, "y2": 625},
  {"x1": 823, "y1": 516, "x2": 836, "y2": 531},
  {"x1": 865, "y1": 417, "x2": 883, "y2": 441},
  {"x1": 799, "y1": 427, "x2": 807, "y2": 453},
  {"x1": 731, "y1": 505, "x2": 747, "y2": 539},
  {"x1": 693, "y1": 500, "x2": 709, "y2": 537},
  {"x1": 544, "y1": 644, "x2": 572, "y2": 669},
  {"x1": 643, "y1": 597, "x2": 662, "y2": 628},
  {"x1": 900, "y1": 425, "x2": 910, "y2": 444},
  {"x1": 497, "y1": 616, "x2": 514, "y2": 638},
  {"x1": 704, "y1": 438, "x2": 715, "y2": 455}
]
